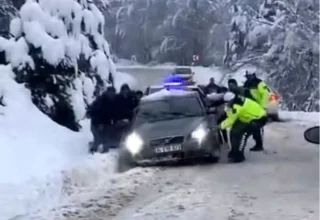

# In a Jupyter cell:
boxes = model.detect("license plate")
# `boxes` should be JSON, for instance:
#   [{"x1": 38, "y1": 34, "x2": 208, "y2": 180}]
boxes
[{"x1": 155, "y1": 144, "x2": 182, "y2": 153}]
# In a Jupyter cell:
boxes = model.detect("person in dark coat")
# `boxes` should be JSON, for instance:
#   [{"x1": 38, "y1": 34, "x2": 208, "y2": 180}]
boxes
[
  {"x1": 115, "y1": 84, "x2": 139, "y2": 122},
  {"x1": 227, "y1": 79, "x2": 255, "y2": 101},
  {"x1": 204, "y1": 77, "x2": 223, "y2": 94},
  {"x1": 135, "y1": 90, "x2": 143, "y2": 100},
  {"x1": 87, "y1": 86, "x2": 117, "y2": 153}
]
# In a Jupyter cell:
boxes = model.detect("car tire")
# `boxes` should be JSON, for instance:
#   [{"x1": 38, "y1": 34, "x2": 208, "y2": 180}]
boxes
[
  {"x1": 117, "y1": 149, "x2": 136, "y2": 173},
  {"x1": 268, "y1": 113, "x2": 280, "y2": 122},
  {"x1": 207, "y1": 147, "x2": 220, "y2": 163}
]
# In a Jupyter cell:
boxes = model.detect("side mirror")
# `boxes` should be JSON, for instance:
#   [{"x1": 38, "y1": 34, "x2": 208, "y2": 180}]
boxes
[
  {"x1": 304, "y1": 126, "x2": 319, "y2": 145},
  {"x1": 207, "y1": 107, "x2": 217, "y2": 114}
]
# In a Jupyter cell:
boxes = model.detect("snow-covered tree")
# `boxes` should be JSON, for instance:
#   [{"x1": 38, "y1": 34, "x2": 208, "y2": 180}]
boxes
[
  {"x1": 158, "y1": 0, "x2": 217, "y2": 65},
  {"x1": 223, "y1": 4, "x2": 248, "y2": 67},
  {"x1": 0, "y1": 0, "x2": 118, "y2": 131},
  {"x1": 108, "y1": 0, "x2": 219, "y2": 65},
  {"x1": 0, "y1": 0, "x2": 18, "y2": 38},
  {"x1": 111, "y1": 0, "x2": 169, "y2": 63},
  {"x1": 224, "y1": 0, "x2": 319, "y2": 111}
]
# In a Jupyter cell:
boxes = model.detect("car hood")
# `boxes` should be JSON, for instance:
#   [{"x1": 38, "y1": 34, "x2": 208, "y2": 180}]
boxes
[{"x1": 133, "y1": 116, "x2": 204, "y2": 141}]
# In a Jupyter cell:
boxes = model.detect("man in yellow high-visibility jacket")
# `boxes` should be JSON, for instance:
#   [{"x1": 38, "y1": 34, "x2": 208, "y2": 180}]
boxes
[
  {"x1": 243, "y1": 71, "x2": 270, "y2": 110},
  {"x1": 220, "y1": 92, "x2": 267, "y2": 163},
  {"x1": 243, "y1": 71, "x2": 271, "y2": 151}
]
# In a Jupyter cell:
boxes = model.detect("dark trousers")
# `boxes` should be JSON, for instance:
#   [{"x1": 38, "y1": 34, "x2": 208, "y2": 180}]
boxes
[
  {"x1": 91, "y1": 122, "x2": 116, "y2": 152},
  {"x1": 252, "y1": 127, "x2": 264, "y2": 148},
  {"x1": 90, "y1": 123, "x2": 105, "y2": 152},
  {"x1": 251, "y1": 117, "x2": 267, "y2": 148},
  {"x1": 229, "y1": 117, "x2": 267, "y2": 162}
]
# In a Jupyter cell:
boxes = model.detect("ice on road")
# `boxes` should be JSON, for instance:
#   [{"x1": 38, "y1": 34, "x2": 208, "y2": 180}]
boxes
[{"x1": 112, "y1": 121, "x2": 319, "y2": 220}]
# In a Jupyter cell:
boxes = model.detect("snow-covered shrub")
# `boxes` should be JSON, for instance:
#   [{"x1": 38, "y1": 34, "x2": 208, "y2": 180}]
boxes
[{"x1": 0, "y1": 0, "x2": 117, "y2": 131}]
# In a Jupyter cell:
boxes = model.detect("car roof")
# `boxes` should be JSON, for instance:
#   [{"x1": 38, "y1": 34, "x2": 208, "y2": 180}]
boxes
[
  {"x1": 149, "y1": 85, "x2": 198, "y2": 89},
  {"x1": 141, "y1": 89, "x2": 200, "y2": 103}
]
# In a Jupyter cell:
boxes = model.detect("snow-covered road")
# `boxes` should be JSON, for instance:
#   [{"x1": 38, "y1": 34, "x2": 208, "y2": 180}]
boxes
[
  {"x1": 41, "y1": 120, "x2": 318, "y2": 220},
  {"x1": 114, "y1": 121, "x2": 319, "y2": 220}
]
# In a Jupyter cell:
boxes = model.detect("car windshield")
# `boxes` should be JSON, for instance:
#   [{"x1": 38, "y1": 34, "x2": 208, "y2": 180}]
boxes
[
  {"x1": 149, "y1": 87, "x2": 163, "y2": 94},
  {"x1": 175, "y1": 68, "x2": 192, "y2": 75},
  {"x1": 135, "y1": 96, "x2": 204, "y2": 123},
  {"x1": 148, "y1": 86, "x2": 200, "y2": 95}
]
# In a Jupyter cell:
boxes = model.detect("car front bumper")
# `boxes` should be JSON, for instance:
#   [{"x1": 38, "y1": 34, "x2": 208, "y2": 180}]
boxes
[{"x1": 129, "y1": 139, "x2": 216, "y2": 164}]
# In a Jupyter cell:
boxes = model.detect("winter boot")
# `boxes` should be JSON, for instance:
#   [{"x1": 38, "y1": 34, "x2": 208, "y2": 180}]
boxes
[
  {"x1": 228, "y1": 151, "x2": 245, "y2": 163},
  {"x1": 250, "y1": 145, "x2": 264, "y2": 152}
]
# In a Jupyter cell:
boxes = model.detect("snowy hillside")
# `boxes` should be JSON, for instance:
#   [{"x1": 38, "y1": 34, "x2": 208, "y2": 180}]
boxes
[{"x1": 0, "y1": 64, "x2": 109, "y2": 219}]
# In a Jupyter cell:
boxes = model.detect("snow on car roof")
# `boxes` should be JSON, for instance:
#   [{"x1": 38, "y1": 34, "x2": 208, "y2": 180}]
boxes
[
  {"x1": 141, "y1": 88, "x2": 196, "y2": 102},
  {"x1": 149, "y1": 84, "x2": 198, "y2": 89},
  {"x1": 149, "y1": 85, "x2": 163, "y2": 88}
]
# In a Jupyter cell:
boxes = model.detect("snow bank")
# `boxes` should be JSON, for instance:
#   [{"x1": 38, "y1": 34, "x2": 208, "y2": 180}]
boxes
[
  {"x1": 279, "y1": 111, "x2": 319, "y2": 125},
  {"x1": 31, "y1": 168, "x2": 156, "y2": 219},
  {"x1": 0, "y1": 65, "x2": 119, "y2": 220}
]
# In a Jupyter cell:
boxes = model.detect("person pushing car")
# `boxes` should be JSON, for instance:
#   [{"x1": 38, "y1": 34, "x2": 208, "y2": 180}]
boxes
[
  {"x1": 243, "y1": 71, "x2": 271, "y2": 151},
  {"x1": 243, "y1": 71, "x2": 270, "y2": 110},
  {"x1": 219, "y1": 92, "x2": 268, "y2": 163}
]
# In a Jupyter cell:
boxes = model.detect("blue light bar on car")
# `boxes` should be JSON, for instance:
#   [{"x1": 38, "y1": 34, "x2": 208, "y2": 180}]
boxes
[{"x1": 163, "y1": 75, "x2": 185, "y2": 90}]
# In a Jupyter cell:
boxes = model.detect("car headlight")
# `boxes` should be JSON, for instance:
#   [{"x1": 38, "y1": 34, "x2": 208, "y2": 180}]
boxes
[
  {"x1": 191, "y1": 124, "x2": 208, "y2": 144},
  {"x1": 124, "y1": 132, "x2": 144, "y2": 155}
]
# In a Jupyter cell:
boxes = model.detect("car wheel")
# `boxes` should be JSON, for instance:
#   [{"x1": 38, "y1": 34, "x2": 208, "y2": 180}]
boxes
[
  {"x1": 268, "y1": 113, "x2": 280, "y2": 122},
  {"x1": 207, "y1": 147, "x2": 220, "y2": 163},
  {"x1": 117, "y1": 149, "x2": 136, "y2": 173}
]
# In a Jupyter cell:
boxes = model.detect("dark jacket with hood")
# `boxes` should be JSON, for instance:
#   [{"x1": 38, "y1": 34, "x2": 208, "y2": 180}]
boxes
[
  {"x1": 204, "y1": 82, "x2": 224, "y2": 95},
  {"x1": 87, "y1": 88, "x2": 116, "y2": 125},
  {"x1": 114, "y1": 84, "x2": 139, "y2": 121}
]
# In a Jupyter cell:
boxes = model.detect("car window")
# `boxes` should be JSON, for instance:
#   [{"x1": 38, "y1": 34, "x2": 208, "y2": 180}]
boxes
[
  {"x1": 149, "y1": 87, "x2": 163, "y2": 94},
  {"x1": 174, "y1": 68, "x2": 192, "y2": 75},
  {"x1": 135, "y1": 97, "x2": 204, "y2": 124}
]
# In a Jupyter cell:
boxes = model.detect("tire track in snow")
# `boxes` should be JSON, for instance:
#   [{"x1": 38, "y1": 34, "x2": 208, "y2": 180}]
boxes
[{"x1": 26, "y1": 167, "x2": 159, "y2": 220}]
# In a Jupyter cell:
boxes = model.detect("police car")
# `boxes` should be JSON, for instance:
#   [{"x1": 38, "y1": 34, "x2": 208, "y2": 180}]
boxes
[
  {"x1": 117, "y1": 76, "x2": 224, "y2": 171},
  {"x1": 144, "y1": 84, "x2": 205, "y2": 97}
]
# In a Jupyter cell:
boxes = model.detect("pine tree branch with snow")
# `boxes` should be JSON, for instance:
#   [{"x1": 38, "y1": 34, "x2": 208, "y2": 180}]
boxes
[{"x1": 0, "y1": 0, "x2": 117, "y2": 131}]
